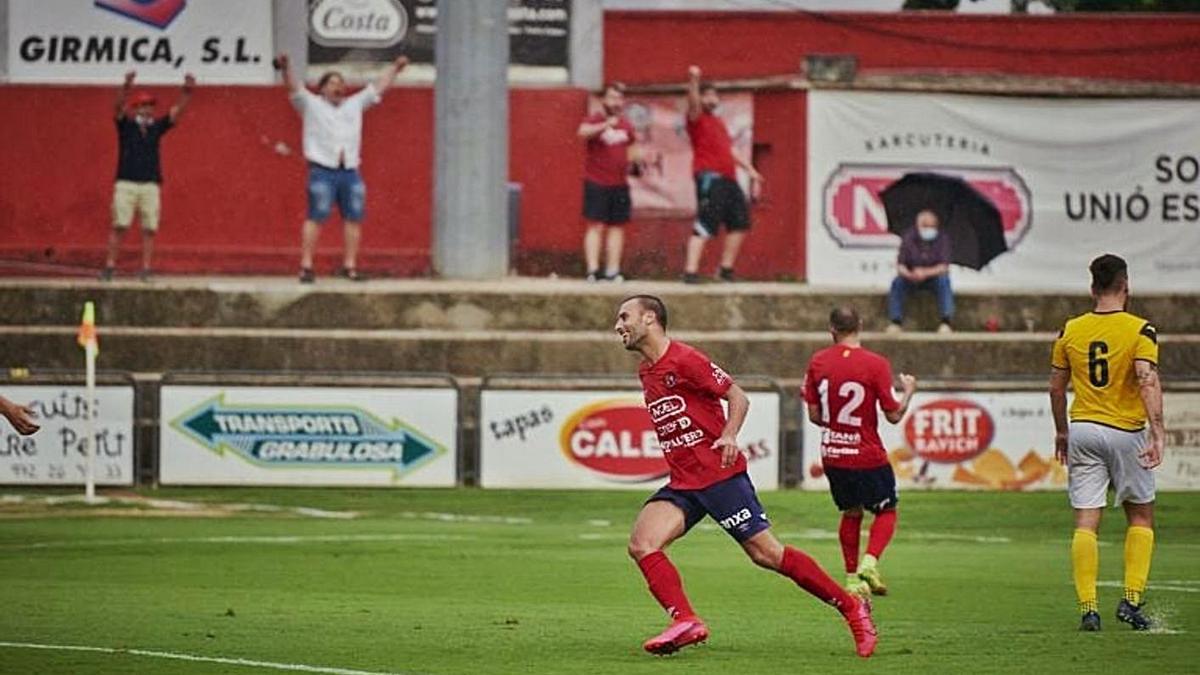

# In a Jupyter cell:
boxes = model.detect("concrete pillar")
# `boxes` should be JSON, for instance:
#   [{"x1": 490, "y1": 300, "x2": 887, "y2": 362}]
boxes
[
  {"x1": 570, "y1": 0, "x2": 603, "y2": 90},
  {"x1": 433, "y1": 0, "x2": 510, "y2": 279},
  {"x1": 272, "y1": 0, "x2": 309, "y2": 78}
]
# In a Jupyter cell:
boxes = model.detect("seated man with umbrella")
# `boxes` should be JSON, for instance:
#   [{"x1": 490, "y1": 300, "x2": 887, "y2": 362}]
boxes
[{"x1": 882, "y1": 173, "x2": 1008, "y2": 334}]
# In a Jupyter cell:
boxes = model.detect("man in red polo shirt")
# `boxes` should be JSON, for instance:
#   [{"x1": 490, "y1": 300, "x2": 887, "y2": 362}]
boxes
[
  {"x1": 683, "y1": 65, "x2": 762, "y2": 284},
  {"x1": 578, "y1": 83, "x2": 639, "y2": 282}
]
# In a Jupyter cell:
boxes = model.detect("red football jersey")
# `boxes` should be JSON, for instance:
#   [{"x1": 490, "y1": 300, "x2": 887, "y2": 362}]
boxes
[
  {"x1": 685, "y1": 112, "x2": 737, "y2": 180},
  {"x1": 583, "y1": 112, "x2": 635, "y2": 187},
  {"x1": 639, "y1": 341, "x2": 744, "y2": 490},
  {"x1": 802, "y1": 345, "x2": 901, "y2": 469}
]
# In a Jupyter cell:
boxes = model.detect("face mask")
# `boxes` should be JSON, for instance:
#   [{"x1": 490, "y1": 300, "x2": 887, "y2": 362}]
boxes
[
  {"x1": 918, "y1": 227, "x2": 938, "y2": 242},
  {"x1": 136, "y1": 114, "x2": 153, "y2": 127}
]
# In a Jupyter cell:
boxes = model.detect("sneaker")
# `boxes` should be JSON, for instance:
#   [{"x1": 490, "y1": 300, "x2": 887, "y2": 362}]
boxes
[
  {"x1": 937, "y1": 322, "x2": 953, "y2": 334},
  {"x1": 716, "y1": 267, "x2": 735, "y2": 282},
  {"x1": 682, "y1": 273, "x2": 701, "y2": 285},
  {"x1": 1116, "y1": 598, "x2": 1151, "y2": 631},
  {"x1": 299, "y1": 268, "x2": 315, "y2": 284},
  {"x1": 585, "y1": 270, "x2": 601, "y2": 282},
  {"x1": 98, "y1": 267, "x2": 114, "y2": 282},
  {"x1": 139, "y1": 268, "x2": 153, "y2": 283},
  {"x1": 1080, "y1": 611, "x2": 1102, "y2": 632},
  {"x1": 605, "y1": 272, "x2": 625, "y2": 283},
  {"x1": 642, "y1": 617, "x2": 709, "y2": 656},
  {"x1": 885, "y1": 323, "x2": 902, "y2": 334},
  {"x1": 845, "y1": 574, "x2": 870, "y2": 597},
  {"x1": 842, "y1": 597, "x2": 878, "y2": 658},
  {"x1": 857, "y1": 564, "x2": 888, "y2": 596},
  {"x1": 337, "y1": 267, "x2": 367, "y2": 282}
]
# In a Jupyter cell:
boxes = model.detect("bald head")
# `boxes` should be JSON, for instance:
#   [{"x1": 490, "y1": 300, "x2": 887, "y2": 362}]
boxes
[{"x1": 829, "y1": 306, "x2": 861, "y2": 337}]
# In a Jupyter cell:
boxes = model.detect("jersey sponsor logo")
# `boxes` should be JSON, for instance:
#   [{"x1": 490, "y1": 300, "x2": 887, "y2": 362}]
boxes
[
  {"x1": 821, "y1": 163, "x2": 1031, "y2": 250},
  {"x1": 710, "y1": 363, "x2": 730, "y2": 386},
  {"x1": 904, "y1": 398, "x2": 995, "y2": 463},
  {"x1": 663, "y1": 372, "x2": 677, "y2": 388},
  {"x1": 559, "y1": 399, "x2": 668, "y2": 482},
  {"x1": 647, "y1": 395, "x2": 686, "y2": 423}
]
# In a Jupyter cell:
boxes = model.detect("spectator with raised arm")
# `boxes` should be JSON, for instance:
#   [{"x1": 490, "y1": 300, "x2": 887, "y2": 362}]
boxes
[
  {"x1": 278, "y1": 54, "x2": 408, "y2": 283},
  {"x1": 102, "y1": 70, "x2": 194, "y2": 282}
]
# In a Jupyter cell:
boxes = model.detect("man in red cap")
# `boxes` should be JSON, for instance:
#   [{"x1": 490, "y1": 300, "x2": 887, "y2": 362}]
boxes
[{"x1": 101, "y1": 70, "x2": 194, "y2": 281}]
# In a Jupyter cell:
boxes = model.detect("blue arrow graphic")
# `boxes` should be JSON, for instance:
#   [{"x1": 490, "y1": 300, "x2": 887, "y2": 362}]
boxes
[{"x1": 171, "y1": 394, "x2": 446, "y2": 476}]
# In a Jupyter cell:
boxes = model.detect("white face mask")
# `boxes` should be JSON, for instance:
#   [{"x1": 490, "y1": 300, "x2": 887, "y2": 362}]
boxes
[{"x1": 918, "y1": 227, "x2": 938, "y2": 242}]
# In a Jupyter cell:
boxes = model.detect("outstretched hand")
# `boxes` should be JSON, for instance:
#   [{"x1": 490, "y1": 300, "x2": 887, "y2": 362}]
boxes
[
  {"x1": 124, "y1": 70, "x2": 136, "y2": 87},
  {"x1": 0, "y1": 397, "x2": 39, "y2": 436}
]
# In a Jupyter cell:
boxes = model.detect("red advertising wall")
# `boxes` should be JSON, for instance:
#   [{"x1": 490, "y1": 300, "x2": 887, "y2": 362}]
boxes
[
  {"x1": 2, "y1": 11, "x2": 1199, "y2": 279},
  {"x1": 603, "y1": 10, "x2": 1200, "y2": 280}
]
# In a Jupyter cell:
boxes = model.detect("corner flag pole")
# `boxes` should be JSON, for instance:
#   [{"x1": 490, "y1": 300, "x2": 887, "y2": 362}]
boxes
[{"x1": 77, "y1": 301, "x2": 99, "y2": 502}]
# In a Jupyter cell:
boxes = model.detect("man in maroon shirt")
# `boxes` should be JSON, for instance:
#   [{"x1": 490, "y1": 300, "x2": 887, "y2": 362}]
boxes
[
  {"x1": 804, "y1": 306, "x2": 916, "y2": 596},
  {"x1": 578, "y1": 83, "x2": 639, "y2": 282},
  {"x1": 683, "y1": 65, "x2": 763, "y2": 284},
  {"x1": 888, "y1": 209, "x2": 955, "y2": 333},
  {"x1": 615, "y1": 295, "x2": 877, "y2": 659}
]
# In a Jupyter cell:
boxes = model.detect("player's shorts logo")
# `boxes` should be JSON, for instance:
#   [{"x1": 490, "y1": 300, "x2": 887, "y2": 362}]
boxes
[
  {"x1": 822, "y1": 163, "x2": 1032, "y2": 250},
  {"x1": 904, "y1": 398, "x2": 995, "y2": 463},
  {"x1": 559, "y1": 399, "x2": 669, "y2": 483}
]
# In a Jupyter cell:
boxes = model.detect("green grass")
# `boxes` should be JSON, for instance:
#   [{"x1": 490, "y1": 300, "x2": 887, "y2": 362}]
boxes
[{"x1": 0, "y1": 488, "x2": 1197, "y2": 674}]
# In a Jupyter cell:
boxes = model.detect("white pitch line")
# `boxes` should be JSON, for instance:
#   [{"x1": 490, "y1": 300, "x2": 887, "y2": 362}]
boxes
[
  {"x1": 0, "y1": 533, "x2": 471, "y2": 552},
  {"x1": 1097, "y1": 580, "x2": 1200, "y2": 594},
  {"x1": 0, "y1": 641, "x2": 414, "y2": 675}
]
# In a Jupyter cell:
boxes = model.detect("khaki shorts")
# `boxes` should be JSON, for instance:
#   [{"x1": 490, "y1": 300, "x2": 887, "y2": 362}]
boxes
[
  {"x1": 1067, "y1": 421, "x2": 1155, "y2": 509},
  {"x1": 112, "y1": 180, "x2": 161, "y2": 231}
]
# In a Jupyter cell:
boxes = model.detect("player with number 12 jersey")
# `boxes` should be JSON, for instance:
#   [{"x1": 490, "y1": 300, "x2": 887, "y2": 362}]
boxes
[{"x1": 803, "y1": 307, "x2": 916, "y2": 597}]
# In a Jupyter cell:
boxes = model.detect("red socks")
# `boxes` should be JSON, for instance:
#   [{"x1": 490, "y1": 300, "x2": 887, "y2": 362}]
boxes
[
  {"x1": 839, "y1": 512, "x2": 864, "y2": 573},
  {"x1": 866, "y1": 509, "x2": 897, "y2": 559},
  {"x1": 636, "y1": 551, "x2": 696, "y2": 621},
  {"x1": 779, "y1": 546, "x2": 855, "y2": 612}
]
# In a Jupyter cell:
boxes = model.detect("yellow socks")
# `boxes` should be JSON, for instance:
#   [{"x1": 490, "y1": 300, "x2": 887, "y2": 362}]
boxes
[
  {"x1": 1123, "y1": 526, "x2": 1154, "y2": 606},
  {"x1": 1071, "y1": 529, "x2": 1099, "y2": 614}
]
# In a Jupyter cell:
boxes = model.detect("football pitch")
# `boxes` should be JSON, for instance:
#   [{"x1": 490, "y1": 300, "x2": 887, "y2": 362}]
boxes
[{"x1": 1, "y1": 488, "x2": 1197, "y2": 675}]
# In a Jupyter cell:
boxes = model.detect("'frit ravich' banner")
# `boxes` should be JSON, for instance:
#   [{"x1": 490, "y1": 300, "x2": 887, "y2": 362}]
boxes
[{"x1": 807, "y1": 91, "x2": 1200, "y2": 291}]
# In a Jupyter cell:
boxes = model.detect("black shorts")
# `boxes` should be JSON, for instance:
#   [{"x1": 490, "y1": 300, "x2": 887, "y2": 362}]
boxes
[
  {"x1": 582, "y1": 180, "x2": 631, "y2": 225},
  {"x1": 824, "y1": 464, "x2": 899, "y2": 514},
  {"x1": 646, "y1": 472, "x2": 770, "y2": 544},
  {"x1": 694, "y1": 172, "x2": 750, "y2": 238}
]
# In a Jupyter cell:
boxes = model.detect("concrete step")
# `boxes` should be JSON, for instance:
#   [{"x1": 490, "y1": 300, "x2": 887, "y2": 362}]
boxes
[
  {"x1": 2, "y1": 277, "x2": 1196, "y2": 333},
  {"x1": 4, "y1": 326, "x2": 1198, "y2": 380}
]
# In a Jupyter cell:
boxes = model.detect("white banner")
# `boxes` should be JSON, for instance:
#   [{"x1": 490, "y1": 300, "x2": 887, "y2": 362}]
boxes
[
  {"x1": 480, "y1": 389, "x2": 780, "y2": 490},
  {"x1": 807, "y1": 91, "x2": 1200, "y2": 291},
  {"x1": 802, "y1": 391, "x2": 1067, "y2": 492},
  {"x1": 0, "y1": 385, "x2": 134, "y2": 486},
  {"x1": 7, "y1": 0, "x2": 274, "y2": 84},
  {"x1": 159, "y1": 385, "x2": 457, "y2": 486},
  {"x1": 1163, "y1": 393, "x2": 1200, "y2": 491}
]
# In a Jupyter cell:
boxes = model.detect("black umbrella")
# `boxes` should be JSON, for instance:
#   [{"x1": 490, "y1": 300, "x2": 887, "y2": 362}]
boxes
[{"x1": 880, "y1": 172, "x2": 1007, "y2": 271}]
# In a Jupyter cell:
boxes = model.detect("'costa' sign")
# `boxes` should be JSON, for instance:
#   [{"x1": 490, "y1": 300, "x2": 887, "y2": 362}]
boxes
[
  {"x1": 559, "y1": 399, "x2": 668, "y2": 482},
  {"x1": 309, "y1": 0, "x2": 407, "y2": 48},
  {"x1": 904, "y1": 398, "x2": 995, "y2": 463},
  {"x1": 822, "y1": 164, "x2": 1032, "y2": 249}
]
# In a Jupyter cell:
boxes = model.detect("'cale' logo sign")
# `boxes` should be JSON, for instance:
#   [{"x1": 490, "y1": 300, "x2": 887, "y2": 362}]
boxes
[
  {"x1": 559, "y1": 399, "x2": 668, "y2": 482},
  {"x1": 823, "y1": 164, "x2": 1032, "y2": 249},
  {"x1": 904, "y1": 398, "x2": 995, "y2": 464}
]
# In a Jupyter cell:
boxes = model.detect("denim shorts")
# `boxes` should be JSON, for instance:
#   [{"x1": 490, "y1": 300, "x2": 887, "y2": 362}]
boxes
[
  {"x1": 307, "y1": 163, "x2": 366, "y2": 223},
  {"x1": 646, "y1": 472, "x2": 770, "y2": 543}
]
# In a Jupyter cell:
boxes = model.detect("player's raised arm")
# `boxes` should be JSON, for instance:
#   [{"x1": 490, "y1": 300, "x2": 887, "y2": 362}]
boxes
[
  {"x1": 115, "y1": 70, "x2": 135, "y2": 120},
  {"x1": 169, "y1": 73, "x2": 195, "y2": 123},
  {"x1": 714, "y1": 383, "x2": 750, "y2": 468},
  {"x1": 883, "y1": 373, "x2": 917, "y2": 424},
  {"x1": 1134, "y1": 360, "x2": 1165, "y2": 469},
  {"x1": 686, "y1": 65, "x2": 702, "y2": 121}
]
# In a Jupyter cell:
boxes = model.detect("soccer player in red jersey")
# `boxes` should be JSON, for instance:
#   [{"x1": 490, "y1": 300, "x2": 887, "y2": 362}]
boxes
[
  {"x1": 682, "y1": 65, "x2": 763, "y2": 284},
  {"x1": 578, "y1": 82, "x2": 639, "y2": 282},
  {"x1": 803, "y1": 306, "x2": 916, "y2": 597},
  {"x1": 615, "y1": 295, "x2": 878, "y2": 659}
]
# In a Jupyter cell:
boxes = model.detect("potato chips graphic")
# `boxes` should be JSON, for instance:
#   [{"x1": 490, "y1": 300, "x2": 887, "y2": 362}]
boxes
[{"x1": 948, "y1": 448, "x2": 1061, "y2": 490}]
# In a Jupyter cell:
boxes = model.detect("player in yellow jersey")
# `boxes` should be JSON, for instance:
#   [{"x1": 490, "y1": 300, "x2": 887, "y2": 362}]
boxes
[{"x1": 1049, "y1": 254, "x2": 1165, "y2": 632}]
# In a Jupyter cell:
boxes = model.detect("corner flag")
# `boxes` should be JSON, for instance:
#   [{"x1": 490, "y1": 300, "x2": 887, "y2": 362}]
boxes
[{"x1": 77, "y1": 301, "x2": 99, "y2": 355}]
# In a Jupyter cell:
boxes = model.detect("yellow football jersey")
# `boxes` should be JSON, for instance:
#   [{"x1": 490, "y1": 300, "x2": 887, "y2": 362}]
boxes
[{"x1": 1051, "y1": 311, "x2": 1158, "y2": 431}]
